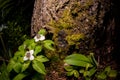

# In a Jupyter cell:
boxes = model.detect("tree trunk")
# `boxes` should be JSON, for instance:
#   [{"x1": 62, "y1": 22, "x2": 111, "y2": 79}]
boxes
[{"x1": 31, "y1": 0, "x2": 115, "y2": 79}]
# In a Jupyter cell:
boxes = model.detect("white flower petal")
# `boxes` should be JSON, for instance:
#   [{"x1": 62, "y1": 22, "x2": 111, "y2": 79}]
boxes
[
  {"x1": 39, "y1": 35, "x2": 45, "y2": 41},
  {"x1": 34, "y1": 34, "x2": 45, "y2": 42},
  {"x1": 30, "y1": 50, "x2": 34, "y2": 54},
  {"x1": 30, "y1": 55, "x2": 34, "y2": 60},
  {"x1": 23, "y1": 56, "x2": 28, "y2": 61},
  {"x1": 34, "y1": 36, "x2": 39, "y2": 42}
]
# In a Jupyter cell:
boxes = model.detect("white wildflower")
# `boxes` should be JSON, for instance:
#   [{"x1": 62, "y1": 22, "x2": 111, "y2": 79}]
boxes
[
  {"x1": 23, "y1": 50, "x2": 34, "y2": 61},
  {"x1": 34, "y1": 34, "x2": 45, "y2": 42}
]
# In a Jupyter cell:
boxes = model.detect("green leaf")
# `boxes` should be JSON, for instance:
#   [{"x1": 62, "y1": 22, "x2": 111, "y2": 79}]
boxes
[
  {"x1": 64, "y1": 54, "x2": 93, "y2": 67},
  {"x1": 85, "y1": 77, "x2": 91, "y2": 80},
  {"x1": 73, "y1": 70, "x2": 79, "y2": 78},
  {"x1": 32, "y1": 73, "x2": 45, "y2": 80},
  {"x1": 108, "y1": 70, "x2": 117, "y2": 78},
  {"x1": 35, "y1": 55, "x2": 49, "y2": 62},
  {"x1": 105, "y1": 66, "x2": 111, "y2": 73},
  {"x1": 43, "y1": 40, "x2": 55, "y2": 51},
  {"x1": 64, "y1": 66, "x2": 74, "y2": 71},
  {"x1": 79, "y1": 69, "x2": 85, "y2": 73},
  {"x1": 0, "y1": 62, "x2": 10, "y2": 80},
  {"x1": 89, "y1": 53, "x2": 98, "y2": 66},
  {"x1": 28, "y1": 42, "x2": 36, "y2": 50},
  {"x1": 21, "y1": 61, "x2": 30, "y2": 72},
  {"x1": 65, "y1": 54, "x2": 91, "y2": 63},
  {"x1": 24, "y1": 39, "x2": 35, "y2": 48},
  {"x1": 64, "y1": 59, "x2": 93, "y2": 67},
  {"x1": 83, "y1": 71, "x2": 90, "y2": 77},
  {"x1": 32, "y1": 60, "x2": 46, "y2": 75},
  {"x1": 38, "y1": 29, "x2": 46, "y2": 35},
  {"x1": 34, "y1": 46, "x2": 42, "y2": 55},
  {"x1": 14, "y1": 51, "x2": 24, "y2": 57},
  {"x1": 18, "y1": 44, "x2": 24, "y2": 51},
  {"x1": 7, "y1": 59, "x2": 15, "y2": 72},
  {"x1": 88, "y1": 67, "x2": 96, "y2": 77},
  {"x1": 13, "y1": 73, "x2": 28, "y2": 80},
  {"x1": 97, "y1": 72, "x2": 107, "y2": 80},
  {"x1": 13, "y1": 62, "x2": 22, "y2": 73},
  {"x1": 66, "y1": 71, "x2": 74, "y2": 76}
]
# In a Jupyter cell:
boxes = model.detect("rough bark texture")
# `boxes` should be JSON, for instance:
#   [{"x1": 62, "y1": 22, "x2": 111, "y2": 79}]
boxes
[{"x1": 31, "y1": 0, "x2": 115, "y2": 80}]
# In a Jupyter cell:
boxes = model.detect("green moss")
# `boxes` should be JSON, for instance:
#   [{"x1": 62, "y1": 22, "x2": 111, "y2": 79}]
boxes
[
  {"x1": 49, "y1": 9, "x2": 74, "y2": 29},
  {"x1": 47, "y1": 0, "x2": 97, "y2": 53},
  {"x1": 66, "y1": 34, "x2": 85, "y2": 45}
]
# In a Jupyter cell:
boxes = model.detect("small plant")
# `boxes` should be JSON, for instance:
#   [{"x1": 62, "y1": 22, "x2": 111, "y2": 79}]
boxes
[
  {"x1": 3, "y1": 29, "x2": 55, "y2": 80},
  {"x1": 64, "y1": 53, "x2": 117, "y2": 80},
  {"x1": 96, "y1": 66, "x2": 117, "y2": 80}
]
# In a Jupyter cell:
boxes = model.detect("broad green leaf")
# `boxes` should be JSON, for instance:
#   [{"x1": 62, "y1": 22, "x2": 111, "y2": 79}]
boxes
[
  {"x1": 32, "y1": 60, "x2": 46, "y2": 75},
  {"x1": 24, "y1": 39, "x2": 35, "y2": 47},
  {"x1": 21, "y1": 61, "x2": 30, "y2": 72},
  {"x1": 28, "y1": 42, "x2": 36, "y2": 50},
  {"x1": 64, "y1": 54, "x2": 93, "y2": 67},
  {"x1": 13, "y1": 73, "x2": 28, "y2": 80},
  {"x1": 73, "y1": 70, "x2": 79, "y2": 78},
  {"x1": 88, "y1": 67, "x2": 96, "y2": 77},
  {"x1": 43, "y1": 40, "x2": 55, "y2": 51},
  {"x1": 35, "y1": 55, "x2": 49, "y2": 62},
  {"x1": 108, "y1": 70, "x2": 117, "y2": 78},
  {"x1": 64, "y1": 59, "x2": 93, "y2": 67},
  {"x1": 13, "y1": 62, "x2": 22, "y2": 73},
  {"x1": 7, "y1": 59, "x2": 15, "y2": 72},
  {"x1": 34, "y1": 46, "x2": 42, "y2": 55},
  {"x1": 65, "y1": 54, "x2": 91, "y2": 63},
  {"x1": 14, "y1": 51, "x2": 24, "y2": 57},
  {"x1": 64, "y1": 66, "x2": 74, "y2": 71},
  {"x1": 38, "y1": 29, "x2": 46, "y2": 35}
]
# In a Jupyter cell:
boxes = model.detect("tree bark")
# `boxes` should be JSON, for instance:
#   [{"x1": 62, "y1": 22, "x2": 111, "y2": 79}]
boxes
[{"x1": 31, "y1": 0, "x2": 115, "y2": 79}]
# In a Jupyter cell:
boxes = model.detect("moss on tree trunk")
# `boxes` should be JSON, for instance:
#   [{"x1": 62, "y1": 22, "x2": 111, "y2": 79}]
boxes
[{"x1": 31, "y1": 0, "x2": 116, "y2": 79}]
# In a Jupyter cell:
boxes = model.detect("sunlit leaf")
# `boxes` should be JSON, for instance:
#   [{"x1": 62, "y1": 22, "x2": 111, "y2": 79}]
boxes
[
  {"x1": 65, "y1": 54, "x2": 91, "y2": 63},
  {"x1": 43, "y1": 40, "x2": 55, "y2": 51},
  {"x1": 38, "y1": 29, "x2": 46, "y2": 35},
  {"x1": 64, "y1": 54, "x2": 93, "y2": 67},
  {"x1": 32, "y1": 60, "x2": 46, "y2": 75},
  {"x1": 28, "y1": 42, "x2": 36, "y2": 50},
  {"x1": 34, "y1": 46, "x2": 42, "y2": 55},
  {"x1": 21, "y1": 61, "x2": 30, "y2": 72},
  {"x1": 64, "y1": 59, "x2": 93, "y2": 67},
  {"x1": 13, "y1": 62, "x2": 22, "y2": 73},
  {"x1": 35, "y1": 55, "x2": 49, "y2": 62},
  {"x1": 18, "y1": 44, "x2": 24, "y2": 51}
]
